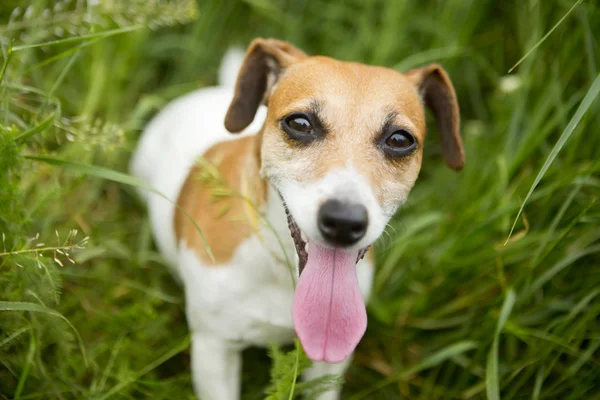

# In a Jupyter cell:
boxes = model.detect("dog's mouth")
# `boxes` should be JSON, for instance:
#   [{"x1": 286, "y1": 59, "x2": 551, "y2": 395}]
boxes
[
  {"x1": 281, "y1": 200, "x2": 370, "y2": 364},
  {"x1": 282, "y1": 201, "x2": 370, "y2": 276}
]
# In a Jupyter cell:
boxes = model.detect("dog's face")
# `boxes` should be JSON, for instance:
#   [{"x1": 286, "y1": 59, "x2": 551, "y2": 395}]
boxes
[
  {"x1": 225, "y1": 39, "x2": 463, "y2": 257},
  {"x1": 224, "y1": 38, "x2": 464, "y2": 363}
]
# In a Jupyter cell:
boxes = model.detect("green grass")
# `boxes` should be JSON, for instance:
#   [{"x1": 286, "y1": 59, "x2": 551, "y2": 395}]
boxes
[{"x1": 1, "y1": 0, "x2": 600, "y2": 399}]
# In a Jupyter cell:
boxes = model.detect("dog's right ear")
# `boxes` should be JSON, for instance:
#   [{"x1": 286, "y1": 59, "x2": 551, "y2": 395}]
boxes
[
  {"x1": 405, "y1": 64, "x2": 464, "y2": 171},
  {"x1": 224, "y1": 38, "x2": 307, "y2": 133}
]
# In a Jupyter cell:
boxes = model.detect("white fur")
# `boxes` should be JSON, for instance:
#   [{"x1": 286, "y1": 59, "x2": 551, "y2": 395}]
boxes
[{"x1": 130, "y1": 52, "x2": 374, "y2": 400}]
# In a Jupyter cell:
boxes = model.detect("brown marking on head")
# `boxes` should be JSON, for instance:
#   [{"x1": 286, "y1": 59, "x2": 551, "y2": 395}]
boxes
[
  {"x1": 174, "y1": 136, "x2": 266, "y2": 265},
  {"x1": 256, "y1": 55, "x2": 463, "y2": 212}
]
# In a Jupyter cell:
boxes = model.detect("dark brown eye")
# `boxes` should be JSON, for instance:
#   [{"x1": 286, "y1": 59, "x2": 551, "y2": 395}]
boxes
[
  {"x1": 288, "y1": 116, "x2": 312, "y2": 133},
  {"x1": 282, "y1": 113, "x2": 320, "y2": 143},
  {"x1": 386, "y1": 130, "x2": 414, "y2": 149},
  {"x1": 380, "y1": 129, "x2": 417, "y2": 157}
]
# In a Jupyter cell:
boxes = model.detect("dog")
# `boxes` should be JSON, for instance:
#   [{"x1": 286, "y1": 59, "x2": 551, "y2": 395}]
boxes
[{"x1": 130, "y1": 38, "x2": 464, "y2": 400}]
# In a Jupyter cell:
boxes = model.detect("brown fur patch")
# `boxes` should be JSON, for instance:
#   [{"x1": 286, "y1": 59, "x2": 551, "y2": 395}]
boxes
[{"x1": 174, "y1": 136, "x2": 266, "y2": 265}]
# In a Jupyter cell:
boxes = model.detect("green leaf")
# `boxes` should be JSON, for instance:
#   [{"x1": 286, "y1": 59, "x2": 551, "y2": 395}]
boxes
[{"x1": 0, "y1": 301, "x2": 87, "y2": 366}]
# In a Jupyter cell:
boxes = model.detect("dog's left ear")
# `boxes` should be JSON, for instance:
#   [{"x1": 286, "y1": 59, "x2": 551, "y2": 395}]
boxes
[
  {"x1": 225, "y1": 38, "x2": 307, "y2": 133},
  {"x1": 406, "y1": 64, "x2": 464, "y2": 171}
]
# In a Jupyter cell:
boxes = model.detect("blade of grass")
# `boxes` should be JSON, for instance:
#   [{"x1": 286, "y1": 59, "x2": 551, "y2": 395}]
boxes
[
  {"x1": 0, "y1": 40, "x2": 14, "y2": 86},
  {"x1": 95, "y1": 336, "x2": 190, "y2": 400},
  {"x1": 95, "y1": 333, "x2": 125, "y2": 395},
  {"x1": 505, "y1": 73, "x2": 600, "y2": 244},
  {"x1": 527, "y1": 198, "x2": 597, "y2": 278},
  {"x1": 486, "y1": 288, "x2": 516, "y2": 400},
  {"x1": 508, "y1": 0, "x2": 583, "y2": 72},
  {"x1": 0, "y1": 301, "x2": 87, "y2": 366},
  {"x1": 522, "y1": 244, "x2": 600, "y2": 299},
  {"x1": 394, "y1": 45, "x2": 465, "y2": 71},
  {"x1": 24, "y1": 156, "x2": 215, "y2": 263},
  {"x1": 532, "y1": 366, "x2": 544, "y2": 400},
  {"x1": 350, "y1": 341, "x2": 478, "y2": 399},
  {"x1": 46, "y1": 51, "x2": 81, "y2": 103},
  {"x1": 288, "y1": 339, "x2": 301, "y2": 400},
  {"x1": 567, "y1": 339, "x2": 600, "y2": 375},
  {"x1": 13, "y1": 112, "x2": 56, "y2": 144},
  {"x1": 12, "y1": 25, "x2": 143, "y2": 51},
  {"x1": 0, "y1": 326, "x2": 30, "y2": 348},
  {"x1": 33, "y1": 50, "x2": 81, "y2": 117},
  {"x1": 13, "y1": 332, "x2": 35, "y2": 400},
  {"x1": 528, "y1": 183, "x2": 581, "y2": 267},
  {"x1": 21, "y1": 36, "x2": 104, "y2": 75},
  {"x1": 401, "y1": 341, "x2": 478, "y2": 378}
]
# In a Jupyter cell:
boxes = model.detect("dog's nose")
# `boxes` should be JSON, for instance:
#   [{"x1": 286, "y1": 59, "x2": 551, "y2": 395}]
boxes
[{"x1": 318, "y1": 200, "x2": 368, "y2": 246}]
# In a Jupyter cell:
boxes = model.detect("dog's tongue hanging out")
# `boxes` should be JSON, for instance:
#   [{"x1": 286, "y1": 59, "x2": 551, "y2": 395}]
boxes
[{"x1": 292, "y1": 242, "x2": 367, "y2": 363}]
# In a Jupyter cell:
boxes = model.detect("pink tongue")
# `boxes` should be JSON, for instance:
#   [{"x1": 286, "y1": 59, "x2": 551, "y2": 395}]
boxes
[{"x1": 292, "y1": 243, "x2": 367, "y2": 363}]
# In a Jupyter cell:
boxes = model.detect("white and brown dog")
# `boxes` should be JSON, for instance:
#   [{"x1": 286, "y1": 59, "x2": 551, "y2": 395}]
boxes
[{"x1": 130, "y1": 38, "x2": 464, "y2": 399}]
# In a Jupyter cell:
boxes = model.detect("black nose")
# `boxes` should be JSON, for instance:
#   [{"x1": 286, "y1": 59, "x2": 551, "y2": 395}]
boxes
[{"x1": 318, "y1": 200, "x2": 368, "y2": 246}]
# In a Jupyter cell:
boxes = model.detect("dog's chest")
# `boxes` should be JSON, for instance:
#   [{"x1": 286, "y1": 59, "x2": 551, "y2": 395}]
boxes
[{"x1": 179, "y1": 229, "x2": 298, "y2": 347}]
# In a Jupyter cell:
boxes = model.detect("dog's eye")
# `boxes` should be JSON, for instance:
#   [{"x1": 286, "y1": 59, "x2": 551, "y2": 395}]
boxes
[
  {"x1": 381, "y1": 129, "x2": 417, "y2": 156},
  {"x1": 386, "y1": 130, "x2": 414, "y2": 149},
  {"x1": 287, "y1": 116, "x2": 312, "y2": 133},
  {"x1": 281, "y1": 113, "x2": 318, "y2": 143}
]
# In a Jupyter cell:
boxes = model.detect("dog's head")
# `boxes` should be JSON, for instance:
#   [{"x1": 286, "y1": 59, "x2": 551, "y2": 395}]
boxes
[{"x1": 224, "y1": 38, "x2": 464, "y2": 363}]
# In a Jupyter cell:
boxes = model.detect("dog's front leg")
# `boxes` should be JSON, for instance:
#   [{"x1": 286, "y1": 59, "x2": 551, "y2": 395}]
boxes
[
  {"x1": 190, "y1": 332, "x2": 241, "y2": 400},
  {"x1": 302, "y1": 357, "x2": 353, "y2": 400}
]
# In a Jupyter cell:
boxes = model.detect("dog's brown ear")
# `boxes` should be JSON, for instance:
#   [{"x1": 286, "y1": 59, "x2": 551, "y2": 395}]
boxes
[
  {"x1": 224, "y1": 38, "x2": 307, "y2": 133},
  {"x1": 406, "y1": 64, "x2": 464, "y2": 171}
]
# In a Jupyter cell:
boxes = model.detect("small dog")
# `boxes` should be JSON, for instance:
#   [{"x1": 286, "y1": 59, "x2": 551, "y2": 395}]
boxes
[{"x1": 130, "y1": 38, "x2": 464, "y2": 400}]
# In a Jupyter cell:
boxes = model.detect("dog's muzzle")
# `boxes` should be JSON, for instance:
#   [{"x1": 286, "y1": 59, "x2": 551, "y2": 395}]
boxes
[{"x1": 281, "y1": 196, "x2": 369, "y2": 276}]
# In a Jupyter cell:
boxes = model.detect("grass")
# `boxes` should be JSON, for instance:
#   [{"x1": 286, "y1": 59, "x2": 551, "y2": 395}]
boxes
[{"x1": 1, "y1": 0, "x2": 599, "y2": 399}]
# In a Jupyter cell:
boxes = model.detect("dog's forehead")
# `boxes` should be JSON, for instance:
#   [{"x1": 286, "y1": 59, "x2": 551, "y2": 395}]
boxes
[{"x1": 270, "y1": 56, "x2": 426, "y2": 135}]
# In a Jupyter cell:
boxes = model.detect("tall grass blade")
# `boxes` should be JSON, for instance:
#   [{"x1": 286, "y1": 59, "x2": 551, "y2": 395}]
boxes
[
  {"x1": 288, "y1": 339, "x2": 301, "y2": 400},
  {"x1": 12, "y1": 26, "x2": 143, "y2": 51},
  {"x1": 486, "y1": 289, "x2": 516, "y2": 400},
  {"x1": 505, "y1": 73, "x2": 600, "y2": 244},
  {"x1": 0, "y1": 40, "x2": 14, "y2": 85},
  {"x1": 508, "y1": 0, "x2": 583, "y2": 73},
  {"x1": 523, "y1": 244, "x2": 600, "y2": 299},
  {"x1": 13, "y1": 332, "x2": 35, "y2": 400},
  {"x1": 14, "y1": 113, "x2": 55, "y2": 143}
]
